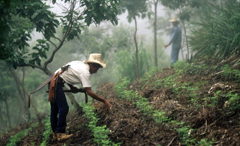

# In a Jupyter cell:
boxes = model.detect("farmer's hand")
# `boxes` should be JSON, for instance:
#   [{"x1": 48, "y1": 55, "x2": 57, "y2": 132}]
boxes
[
  {"x1": 104, "y1": 100, "x2": 111, "y2": 113},
  {"x1": 164, "y1": 44, "x2": 169, "y2": 48},
  {"x1": 70, "y1": 86, "x2": 79, "y2": 93}
]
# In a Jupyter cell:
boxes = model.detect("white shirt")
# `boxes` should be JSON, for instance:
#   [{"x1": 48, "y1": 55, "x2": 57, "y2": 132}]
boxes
[{"x1": 56, "y1": 61, "x2": 91, "y2": 88}]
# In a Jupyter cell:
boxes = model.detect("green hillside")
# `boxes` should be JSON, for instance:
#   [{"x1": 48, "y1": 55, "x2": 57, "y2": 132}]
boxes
[{"x1": 1, "y1": 57, "x2": 240, "y2": 145}]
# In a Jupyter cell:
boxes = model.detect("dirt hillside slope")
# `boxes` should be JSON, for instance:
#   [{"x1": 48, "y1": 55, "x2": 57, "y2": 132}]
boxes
[{"x1": 1, "y1": 58, "x2": 240, "y2": 146}]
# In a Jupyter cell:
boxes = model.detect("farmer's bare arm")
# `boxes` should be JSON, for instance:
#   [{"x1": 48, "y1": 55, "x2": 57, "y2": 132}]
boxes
[{"x1": 85, "y1": 87, "x2": 111, "y2": 111}]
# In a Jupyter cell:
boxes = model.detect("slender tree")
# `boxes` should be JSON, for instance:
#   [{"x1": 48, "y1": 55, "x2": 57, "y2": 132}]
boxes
[
  {"x1": 10, "y1": 68, "x2": 31, "y2": 120},
  {"x1": 0, "y1": 94, "x2": 11, "y2": 128},
  {"x1": 153, "y1": 0, "x2": 159, "y2": 67},
  {"x1": 119, "y1": 0, "x2": 151, "y2": 79},
  {"x1": 133, "y1": 15, "x2": 140, "y2": 79},
  {"x1": 148, "y1": 0, "x2": 159, "y2": 67},
  {"x1": 0, "y1": 69, "x2": 16, "y2": 129}
]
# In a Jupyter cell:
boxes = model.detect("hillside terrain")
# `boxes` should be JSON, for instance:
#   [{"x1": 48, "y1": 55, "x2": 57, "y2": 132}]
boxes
[{"x1": 1, "y1": 57, "x2": 240, "y2": 146}]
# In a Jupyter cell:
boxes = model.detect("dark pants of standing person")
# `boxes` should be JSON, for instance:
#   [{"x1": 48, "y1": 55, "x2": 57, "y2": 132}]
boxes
[{"x1": 50, "y1": 77, "x2": 69, "y2": 133}]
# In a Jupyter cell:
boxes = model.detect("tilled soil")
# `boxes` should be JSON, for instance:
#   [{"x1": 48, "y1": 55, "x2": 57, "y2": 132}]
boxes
[{"x1": 1, "y1": 62, "x2": 240, "y2": 146}]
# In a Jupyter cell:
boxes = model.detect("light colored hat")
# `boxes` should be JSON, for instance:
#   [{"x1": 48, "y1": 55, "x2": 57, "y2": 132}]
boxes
[
  {"x1": 85, "y1": 53, "x2": 106, "y2": 68},
  {"x1": 169, "y1": 17, "x2": 179, "y2": 23}
]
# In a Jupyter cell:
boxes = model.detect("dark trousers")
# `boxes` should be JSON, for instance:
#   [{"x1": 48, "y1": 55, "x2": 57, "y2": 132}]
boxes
[{"x1": 50, "y1": 77, "x2": 69, "y2": 133}]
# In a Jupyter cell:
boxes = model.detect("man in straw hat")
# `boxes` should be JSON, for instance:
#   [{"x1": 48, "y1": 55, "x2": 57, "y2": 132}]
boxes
[
  {"x1": 50, "y1": 53, "x2": 110, "y2": 141},
  {"x1": 164, "y1": 17, "x2": 182, "y2": 66}
]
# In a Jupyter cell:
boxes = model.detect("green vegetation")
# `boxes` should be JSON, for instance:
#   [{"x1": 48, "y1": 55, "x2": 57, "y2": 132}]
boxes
[
  {"x1": 224, "y1": 91, "x2": 240, "y2": 111},
  {"x1": 114, "y1": 64, "x2": 217, "y2": 145},
  {"x1": 7, "y1": 123, "x2": 38, "y2": 146},
  {"x1": 40, "y1": 118, "x2": 51, "y2": 146},
  {"x1": 5, "y1": 58, "x2": 240, "y2": 145},
  {"x1": 115, "y1": 78, "x2": 193, "y2": 145},
  {"x1": 81, "y1": 102, "x2": 122, "y2": 146},
  {"x1": 113, "y1": 59, "x2": 240, "y2": 145},
  {"x1": 221, "y1": 65, "x2": 240, "y2": 82},
  {"x1": 190, "y1": 1, "x2": 240, "y2": 59},
  {"x1": 174, "y1": 61, "x2": 209, "y2": 76}
]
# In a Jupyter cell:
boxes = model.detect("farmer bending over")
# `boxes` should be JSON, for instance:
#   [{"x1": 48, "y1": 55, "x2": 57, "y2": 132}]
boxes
[{"x1": 49, "y1": 53, "x2": 111, "y2": 141}]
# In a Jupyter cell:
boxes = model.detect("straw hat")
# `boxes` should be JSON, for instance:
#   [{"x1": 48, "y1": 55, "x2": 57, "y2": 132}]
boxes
[
  {"x1": 169, "y1": 17, "x2": 179, "y2": 23},
  {"x1": 85, "y1": 53, "x2": 106, "y2": 68}
]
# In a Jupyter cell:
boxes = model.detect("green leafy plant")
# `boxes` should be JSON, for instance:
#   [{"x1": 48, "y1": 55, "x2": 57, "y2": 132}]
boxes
[
  {"x1": 174, "y1": 61, "x2": 208, "y2": 76},
  {"x1": 172, "y1": 81, "x2": 201, "y2": 103},
  {"x1": 221, "y1": 65, "x2": 240, "y2": 82},
  {"x1": 122, "y1": 90, "x2": 138, "y2": 100},
  {"x1": 175, "y1": 126, "x2": 196, "y2": 145},
  {"x1": 142, "y1": 78, "x2": 164, "y2": 90},
  {"x1": 40, "y1": 118, "x2": 51, "y2": 146},
  {"x1": 197, "y1": 138, "x2": 213, "y2": 146},
  {"x1": 188, "y1": 86, "x2": 200, "y2": 102},
  {"x1": 224, "y1": 91, "x2": 240, "y2": 111},
  {"x1": 174, "y1": 61, "x2": 191, "y2": 75},
  {"x1": 153, "y1": 110, "x2": 170, "y2": 124},
  {"x1": 115, "y1": 77, "x2": 131, "y2": 98},
  {"x1": 7, "y1": 123, "x2": 38, "y2": 146},
  {"x1": 162, "y1": 75, "x2": 176, "y2": 88},
  {"x1": 203, "y1": 91, "x2": 222, "y2": 107},
  {"x1": 135, "y1": 97, "x2": 153, "y2": 116}
]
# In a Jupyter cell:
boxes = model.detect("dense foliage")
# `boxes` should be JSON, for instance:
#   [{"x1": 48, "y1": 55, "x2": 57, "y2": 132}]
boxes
[
  {"x1": 0, "y1": 0, "x2": 119, "y2": 70},
  {"x1": 189, "y1": 0, "x2": 240, "y2": 59},
  {"x1": 0, "y1": 0, "x2": 58, "y2": 66}
]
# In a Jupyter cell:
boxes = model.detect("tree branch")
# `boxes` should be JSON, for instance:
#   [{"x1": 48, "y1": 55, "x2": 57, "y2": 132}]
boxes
[
  {"x1": 18, "y1": 63, "x2": 43, "y2": 70},
  {"x1": 17, "y1": 63, "x2": 52, "y2": 75},
  {"x1": 52, "y1": 36, "x2": 62, "y2": 42},
  {"x1": 48, "y1": 39, "x2": 58, "y2": 48},
  {"x1": 43, "y1": 0, "x2": 76, "y2": 69}
]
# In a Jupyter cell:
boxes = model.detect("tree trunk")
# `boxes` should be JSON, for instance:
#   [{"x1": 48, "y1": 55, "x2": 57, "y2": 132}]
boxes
[
  {"x1": 9, "y1": 68, "x2": 43, "y2": 124},
  {"x1": 0, "y1": 111, "x2": 6, "y2": 129},
  {"x1": 4, "y1": 98, "x2": 11, "y2": 128},
  {"x1": 154, "y1": 0, "x2": 158, "y2": 67},
  {"x1": 133, "y1": 16, "x2": 140, "y2": 80},
  {"x1": 29, "y1": 97, "x2": 42, "y2": 124},
  {"x1": 181, "y1": 20, "x2": 189, "y2": 62},
  {"x1": 9, "y1": 68, "x2": 31, "y2": 120}
]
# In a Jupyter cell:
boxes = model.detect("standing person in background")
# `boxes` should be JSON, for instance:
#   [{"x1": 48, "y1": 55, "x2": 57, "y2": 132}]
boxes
[{"x1": 164, "y1": 17, "x2": 182, "y2": 66}]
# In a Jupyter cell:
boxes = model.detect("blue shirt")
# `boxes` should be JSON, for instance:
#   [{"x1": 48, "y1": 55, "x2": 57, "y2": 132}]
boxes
[{"x1": 168, "y1": 26, "x2": 182, "y2": 45}]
